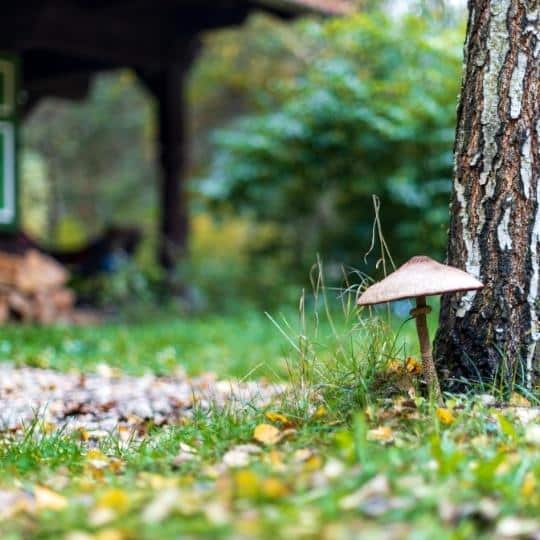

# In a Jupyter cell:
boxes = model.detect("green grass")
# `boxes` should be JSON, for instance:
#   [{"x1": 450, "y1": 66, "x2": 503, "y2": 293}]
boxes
[
  {"x1": 0, "y1": 298, "x2": 537, "y2": 539},
  {"x1": 0, "y1": 300, "x2": 430, "y2": 379}
]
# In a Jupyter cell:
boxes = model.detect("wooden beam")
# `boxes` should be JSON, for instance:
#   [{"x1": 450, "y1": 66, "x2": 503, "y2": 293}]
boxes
[{"x1": 2, "y1": 1, "x2": 252, "y2": 70}]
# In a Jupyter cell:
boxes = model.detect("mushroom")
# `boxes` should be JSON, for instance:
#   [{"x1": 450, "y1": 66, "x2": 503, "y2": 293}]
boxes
[{"x1": 357, "y1": 255, "x2": 483, "y2": 403}]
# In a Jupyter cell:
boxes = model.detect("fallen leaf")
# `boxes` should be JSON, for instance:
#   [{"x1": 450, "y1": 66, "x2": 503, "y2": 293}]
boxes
[
  {"x1": 261, "y1": 477, "x2": 289, "y2": 499},
  {"x1": 253, "y1": 423, "x2": 281, "y2": 445},
  {"x1": 265, "y1": 449, "x2": 286, "y2": 472},
  {"x1": 293, "y1": 448, "x2": 315, "y2": 463},
  {"x1": 405, "y1": 357, "x2": 421, "y2": 374},
  {"x1": 34, "y1": 486, "x2": 68, "y2": 512},
  {"x1": 88, "y1": 507, "x2": 116, "y2": 527},
  {"x1": 367, "y1": 426, "x2": 394, "y2": 444},
  {"x1": 97, "y1": 489, "x2": 130, "y2": 512},
  {"x1": 0, "y1": 490, "x2": 33, "y2": 520},
  {"x1": 436, "y1": 408, "x2": 455, "y2": 426},
  {"x1": 313, "y1": 405, "x2": 327, "y2": 419},
  {"x1": 304, "y1": 455, "x2": 323, "y2": 472},
  {"x1": 94, "y1": 529, "x2": 126, "y2": 540},
  {"x1": 234, "y1": 470, "x2": 260, "y2": 498},
  {"x1": 387, "y1": 359, "x2": 402, "y2": 373},
  {"x1": 142, "y1": 487, "x2": 181, "y2": 524},
  {"x1": 521, "y1": 472, "x2": 536, "y2": 498},
  {"x1": 265, "y1": 412, "x2": 290, "y2": 425},
  {"x1": 204, "y1": 501, "x2": 230, "y2": 525},
  {"x1": 509, "y1": 393, "x2": 530, "y2": 407},
  {"x1": 223, "y1": 444, "x2": 261, "y2": 468}
]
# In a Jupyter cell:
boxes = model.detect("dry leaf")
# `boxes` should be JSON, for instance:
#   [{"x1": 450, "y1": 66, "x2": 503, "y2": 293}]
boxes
[
  {"x1": 367, "y1": 426, "x2": 394, "y2": 444},
  {"x1": 405, "y1": 357, "x2": 421, "y2": 374},
  {"x1": 509, "y1": 393, "x2": 530, "y2": 407},
  {"x1": 97, "y1": 489, "x2": 130, "y2": 512},
  {"x1": 387, "y1": 360, "x2": 402, "y2": 373},
  {"x1": 34, "y1": 486, "x2": 68, "y2": 511},
  {"x1": 94, "y1": 529, "x2": 126, "y2": 540},
  {"x1": 521, "y1": 472, "x2": 536, "y2": 497},
  {"x1": 313, "y1": 405, "x2": 327, "y2": 419},
  {"x1": 294, "y1": 448, "x2": 315, "y2": 463},
  {"x1": 142, "y1": 487, "x2": 181, "y2": 524},
  {"x1": 223, "y1": 444, "x2": 261, "y2": 468},
  {"x1": 261, "y1": 477, "x2": 289, "y2": 499},
  {"x1": 253, "y1": 423, "x2": 281, "y2": 445},
  {"x1": 265, "y1": 412, "x2": 290, "y2": 425},
  {"x1": 436, "y1": 408, "x2": 455, "y2": 426},
  {"x1": 204, "y1": 501, "x2": 230, "y2": 526},
  {"x1": 233, "y1": 470, "x2": 260, "y2": 498}
]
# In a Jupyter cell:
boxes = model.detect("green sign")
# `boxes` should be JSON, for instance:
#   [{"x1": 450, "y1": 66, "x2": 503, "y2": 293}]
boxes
[{"x1": 0, "y1": 53, "x2": 18, "y2": 228}]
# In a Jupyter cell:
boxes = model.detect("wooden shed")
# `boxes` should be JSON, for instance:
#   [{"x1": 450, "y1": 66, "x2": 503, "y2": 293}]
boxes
[{"x1": 0, "y1": 0, "x2": 352, "y2": 271}]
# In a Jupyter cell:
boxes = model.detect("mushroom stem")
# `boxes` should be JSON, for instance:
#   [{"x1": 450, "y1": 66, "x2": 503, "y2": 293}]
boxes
[{"x1": 411, "y1": 296, "x2": 442, "y2": 404}]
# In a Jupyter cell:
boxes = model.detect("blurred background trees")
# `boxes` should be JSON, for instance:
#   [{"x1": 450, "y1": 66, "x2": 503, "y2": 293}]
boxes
[{"x1": 21, "y1": 3, "x2": 465, "y2": 310}]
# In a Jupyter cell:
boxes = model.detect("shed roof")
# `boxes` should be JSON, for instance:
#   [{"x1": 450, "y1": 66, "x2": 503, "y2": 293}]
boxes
[
  {"x1": 0, "y1": 0, "x2": 354, "y2": 107},
  {"x1": 259, "y1": 0, "x2": 354, "y2": 15}
]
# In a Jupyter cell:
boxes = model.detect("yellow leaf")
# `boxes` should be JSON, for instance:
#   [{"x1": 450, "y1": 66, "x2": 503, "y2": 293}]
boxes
[
  {"x1": 293, "y1": 448, "x2": 314, "y2": 463},
  {"x1": 522, "y1": 472, "x2": 536, "y2": 497},
  {"x1": 266, "y1": 449, "x2": 286, "y2": 471},
  {"x1": 97, "y1": 489, "x2": 130, "y2": 512},
  {"x1": 313, "y1": 405, "x2": 327, "y2": 419},
  {"x1": 42, "y1": 422, "x2": 56, "y2": 434},
  {"x1": 509, "y1": 392, "x2": 530, "y2": 407},
  {"x1": 304, "y1": 455, "x2": 323, "y2": 472},
  {"x1": 265, "y1": 412, "x2": 290, "y2": 424},
  {"x1": 233, "y1": 470, "x2": 260, "y2": 498},
  {"x1": 405, "y1": 357, "x2": 422, "y2": 374},
  {"x1": 87, "y1": 449, "x2": 107, "y2": 462},
  {"x1": 108, "y1": 458, "x2": 124, "y2": 474},
  {"x1": 261, "y1": 477, "x2": 289, "y2": 499},
  {"x1": 367, "y1": 426, "x2": 394, "y2": 444},
  {"x1": 253, "y1": 424, "x2": 281, "y2": 445},
  {"x1": 436, "y1": 408, "x2": 455, "y2": 426},
  {"x1": 94, "y1": 529, "x2": 126, "y2": 540},
  {"x1": 387, "y1": 359, "x2": 402, "y2": 373},
  {"x1": 34, "y1": 486, "x2": 68, "y2": 511}
]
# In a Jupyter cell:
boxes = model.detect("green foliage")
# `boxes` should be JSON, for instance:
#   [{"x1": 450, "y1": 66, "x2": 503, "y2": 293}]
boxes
[
  {"x1": 198, "y1": 13, "x2": 463, "y2": 280},
  {"x1": 22, "y1": 71, "x2": 156, "y2": 245}
]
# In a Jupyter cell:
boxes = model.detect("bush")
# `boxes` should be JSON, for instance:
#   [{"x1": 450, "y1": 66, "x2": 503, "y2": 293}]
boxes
[{"x1": 198, "y1": 13, "x2": 463, "y2": 283}]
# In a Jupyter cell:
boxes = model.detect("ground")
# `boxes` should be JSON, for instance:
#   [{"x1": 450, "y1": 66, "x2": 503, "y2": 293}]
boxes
[{"x1": 0, "y1": 306, "x2": 539, "y2": 539}]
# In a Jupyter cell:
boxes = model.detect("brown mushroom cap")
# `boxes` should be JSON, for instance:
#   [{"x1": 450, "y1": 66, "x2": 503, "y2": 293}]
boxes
[{"x1": 357, "y1": 255, "x2": 483, "y2": 306}]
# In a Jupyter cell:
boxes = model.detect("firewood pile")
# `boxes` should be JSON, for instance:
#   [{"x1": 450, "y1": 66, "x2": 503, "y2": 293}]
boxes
[{"x1": 0, "y1": 249, "x2": 93, "y2": 324}]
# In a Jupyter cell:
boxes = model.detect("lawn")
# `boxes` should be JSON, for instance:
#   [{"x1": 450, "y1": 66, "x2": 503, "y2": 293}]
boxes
[{"x1": 0, "y1": 298, "x2": 538, "y2": 539}]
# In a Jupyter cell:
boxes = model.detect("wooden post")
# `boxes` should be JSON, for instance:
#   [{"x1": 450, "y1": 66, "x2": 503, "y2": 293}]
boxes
[{"x1": 155, "y1": 64, "x2": 188, "y2": 273}]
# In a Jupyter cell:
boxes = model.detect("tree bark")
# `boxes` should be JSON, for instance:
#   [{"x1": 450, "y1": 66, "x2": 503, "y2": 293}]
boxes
[{"x1": 435, "y1": 0, "x2": 540, "y2": 389}]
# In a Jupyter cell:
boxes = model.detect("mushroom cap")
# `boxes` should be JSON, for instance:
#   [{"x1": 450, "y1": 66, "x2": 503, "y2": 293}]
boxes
[{"x1": 357, "y1": 255, "x2": 483, "y2": 306}]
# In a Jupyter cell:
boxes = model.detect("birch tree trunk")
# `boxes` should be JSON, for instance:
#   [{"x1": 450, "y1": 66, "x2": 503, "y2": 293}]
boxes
[{"x1": 435, "y1": 0, "x2": 540, "y2": 389}]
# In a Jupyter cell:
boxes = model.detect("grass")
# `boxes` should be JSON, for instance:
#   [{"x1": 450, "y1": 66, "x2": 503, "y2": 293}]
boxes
[
  {"x1": 0, "y1": 297, "x2": 430, "y2": 379},
  {"x1": 0, "y1": 295, "x2": 538, "y2": 539}
]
